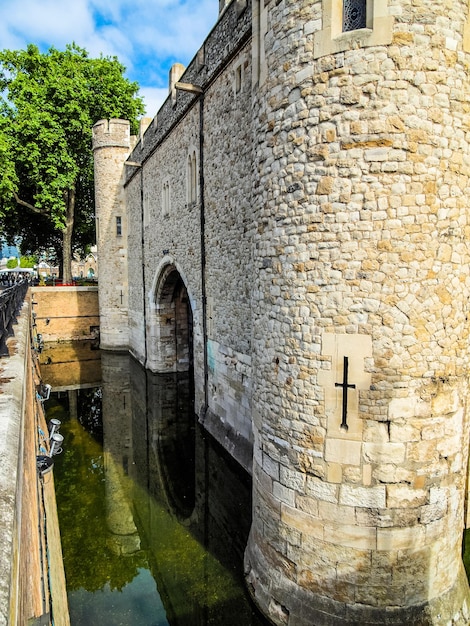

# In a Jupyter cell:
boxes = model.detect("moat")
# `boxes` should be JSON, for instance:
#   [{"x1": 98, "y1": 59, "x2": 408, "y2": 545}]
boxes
[
  {"x1": 38, "y1": 341, "x2": 470, "y2": 625},
  {"x1": 40, "y1": 344, "x2": 268, "y2": 626}
]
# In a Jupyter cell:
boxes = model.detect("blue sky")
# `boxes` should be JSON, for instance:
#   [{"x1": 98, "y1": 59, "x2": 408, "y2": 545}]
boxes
[{"x1": 0, "y1": 0, "x2": 219, "y2": 117}]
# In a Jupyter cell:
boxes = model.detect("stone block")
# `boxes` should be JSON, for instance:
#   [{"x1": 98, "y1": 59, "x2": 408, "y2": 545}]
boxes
[
  {"x1": 327, "y1": 462, "x2": 342, "y2": 483},
  {"x1": 295, "y1": 494, "x2": 319, "y2": 517},
  {"x1": 281, "y1": 503, "x2": 324, "y2": 539},
  {"x1": 325, "y1": 438, "x2": 362, "y2": 466},
  {"x1": 318, "y1": 500, "x2": 356, "y2": 524},
  {"x1": 363, "y1": 442, "x2": 406, "y2": 465},
  {"x1": 406, "y1": 440, "x2": 439, "y2": 464},
  {"x1": 305, "y1": 476, "x2": 339, "y2": 504},
  {"x1": 263, "y1": 453, "x2": 280, "y2": 480},
  {"x1": 273, "y1": 481, "x2": 296, "y2": 507},
  {"x1": 280, "y1": 464, "x2": 306, "y2": 491},
  {"x1": 377, "y1": 525, "x2": 425, "y2": 551},
  {"x1": 340, "y1": 484, "x2": 386, "y2": 509},
  {"x1": 386, "y1": 484, "x2": 428, "y2": 509},
  {"x1": 323, "y1": 521, "x2": 377, "y2": 551},
  {"x1": 388, "y1": 397, "x2": 429, "y2": 420}
]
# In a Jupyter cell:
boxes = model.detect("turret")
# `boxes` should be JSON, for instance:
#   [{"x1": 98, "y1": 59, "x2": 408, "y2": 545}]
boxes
[
  {"x1": 246, "y1": 1, "x2": 470, "y2": 624},
  {"x1": 92, "y1": 119, "x2": 132, "y2": 350}
]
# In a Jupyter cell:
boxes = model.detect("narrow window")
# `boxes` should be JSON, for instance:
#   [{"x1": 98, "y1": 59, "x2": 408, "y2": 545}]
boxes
[
  {"x1": 144, "y1": 191, "x2": 149, "y2": 228},
  {"x1": 187, "y1": 151, "x2": 198, "y2": 204},
  {"x1": 116, "y1": 216, "x2": 122, "y2": 236},
  {"x1": 343, "y1": 0, "x2": 367, "y2": 32},
  {"x1": 187, "y1": 155, "x2": 192, "y2": 204},
  {"x1": 191, "y1": 153, "x2": 197, "y2": 202},
  {"x1": 235, "y1": 65, "x2": 242, "y2": 93},
  {"x1": 162, "y1": 180, "x2": 171, "y2": 217}
]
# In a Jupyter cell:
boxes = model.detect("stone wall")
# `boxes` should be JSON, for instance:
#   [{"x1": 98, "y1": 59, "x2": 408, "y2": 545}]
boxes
[
  {"x1": 93, "y1": 119, "x2": 133, "y2": 350},
  {"x1": 121, "y1": 0, "x2": 254, "y2": 471},
  {"x1": 31, "y1": 286, "x2": 99, "y2": 342},
  {"x1": 94, "y1": 0, "x2": 470, "y2": 623},
  {"x1": 0, "y1": 293, "x2": 69, "y2": 626},
  {"x1": 38, "y1": 341, "x2": 102, "y2": 391},
  {"x1": 246, "y1": 0, "x2": 470, "y2": 624}
]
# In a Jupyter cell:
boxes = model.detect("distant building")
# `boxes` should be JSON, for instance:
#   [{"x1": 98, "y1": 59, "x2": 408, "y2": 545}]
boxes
[
  {"x1": 37, "y1": 261, "x2": 59, "y2": 279},
  {"x1": 71, "y1": 247, "x2": 98, "y2": 280}
]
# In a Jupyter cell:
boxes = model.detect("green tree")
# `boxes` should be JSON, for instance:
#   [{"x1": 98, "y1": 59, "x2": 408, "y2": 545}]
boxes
[
  {"x1": 0, "y1": 44, "x2": 144, "y2": 282},
  {"x1": 6, "y1": 254, "x2": 37, "y2": 269}
]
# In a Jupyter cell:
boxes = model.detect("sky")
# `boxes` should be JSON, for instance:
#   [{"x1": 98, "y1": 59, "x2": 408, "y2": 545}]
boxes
[{"x1": 0, "y1": 0, "x2": 219, "y2": 117}]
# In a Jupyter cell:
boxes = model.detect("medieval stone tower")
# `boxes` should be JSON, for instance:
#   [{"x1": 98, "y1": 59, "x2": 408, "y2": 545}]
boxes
[
  {"x1": 92, "y1": 119, "x2": 134, "y2": 350},
  {"x1": 93, "y1": 0, "x2": 470, "y2": 624}
]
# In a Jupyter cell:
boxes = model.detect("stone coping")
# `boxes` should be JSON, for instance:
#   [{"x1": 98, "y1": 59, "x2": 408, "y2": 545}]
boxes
[{"x1": 0, "y1": 298, "x2": 29, "y2": 625}]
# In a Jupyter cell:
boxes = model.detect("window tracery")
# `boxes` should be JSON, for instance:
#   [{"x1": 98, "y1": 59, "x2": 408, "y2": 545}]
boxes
[{"x1": 343, "y1": 0, "x2": 367, "y2": 33}]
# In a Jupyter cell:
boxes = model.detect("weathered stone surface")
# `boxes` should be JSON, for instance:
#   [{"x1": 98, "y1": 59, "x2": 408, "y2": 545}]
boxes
[{"x1": 94, "y1": 0, "x2": 470, "y2": 623}]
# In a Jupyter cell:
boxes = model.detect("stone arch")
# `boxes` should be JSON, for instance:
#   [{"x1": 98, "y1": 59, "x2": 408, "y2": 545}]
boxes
[{"x1": 147, "y1": 261, "x2": 194, "y2": 374}]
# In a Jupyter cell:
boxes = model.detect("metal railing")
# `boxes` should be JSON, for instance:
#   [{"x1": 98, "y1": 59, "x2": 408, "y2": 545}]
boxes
[{"x1": 0, "y1": 280, "x2": 29, "y2": 356}]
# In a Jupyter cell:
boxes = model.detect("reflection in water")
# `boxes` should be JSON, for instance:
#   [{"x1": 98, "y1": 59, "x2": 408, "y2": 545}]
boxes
[{"x1": 46, "y1": 347, "x2": 268, "y2": 626}]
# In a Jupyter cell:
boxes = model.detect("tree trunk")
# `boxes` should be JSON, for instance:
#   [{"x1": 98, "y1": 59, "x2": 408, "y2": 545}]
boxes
[{"x1": 62, "y1": 186, "x2": 75, "y2": 283}]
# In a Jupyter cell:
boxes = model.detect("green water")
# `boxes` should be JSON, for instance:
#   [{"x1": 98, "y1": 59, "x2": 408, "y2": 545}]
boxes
[
  {"x1": 47, "y1": 346, "x2": 470, "y2": 625},
  {"x1": 463, "y1": 531, "x2": 470, "y2": 581},
  {"x1": 46, "y1": 351, "x2": 269, "y2": 626}
]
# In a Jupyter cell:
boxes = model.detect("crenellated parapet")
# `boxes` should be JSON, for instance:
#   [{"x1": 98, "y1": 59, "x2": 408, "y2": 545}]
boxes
[{"x1": 92, "y1": 118, "x2": 131, "y2": 151}]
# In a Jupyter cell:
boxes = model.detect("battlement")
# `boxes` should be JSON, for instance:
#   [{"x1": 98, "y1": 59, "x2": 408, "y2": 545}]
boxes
[
  {"x1": 124, "y1": 0, "x2": 251, "y2": 184},
  {"x1": 92, "y1": 119, "x2": 131, "y2": 151}
]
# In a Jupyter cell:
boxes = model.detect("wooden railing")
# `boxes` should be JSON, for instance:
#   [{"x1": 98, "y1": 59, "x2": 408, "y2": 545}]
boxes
[{"x1": 0, "y1": 280, "x2": 29, "y2": 356}]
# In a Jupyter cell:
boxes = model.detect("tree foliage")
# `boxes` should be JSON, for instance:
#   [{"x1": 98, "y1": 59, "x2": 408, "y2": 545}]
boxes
[
  {"x1": 0, "y1": 43, "x2": 144, "y2": 281},
  {"x1": 6, "y1": 254, "x2": 37, "y2": 269}
]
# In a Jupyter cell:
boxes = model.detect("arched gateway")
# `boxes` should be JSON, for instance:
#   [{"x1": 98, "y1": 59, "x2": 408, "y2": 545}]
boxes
[{"x1": 148, "y1": 264, "x2": 193, "y2": 374}]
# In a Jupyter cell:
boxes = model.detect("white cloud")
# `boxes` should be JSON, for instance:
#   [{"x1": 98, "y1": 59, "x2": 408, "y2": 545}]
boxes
[
  {"x1": 0, "y1": 0, "x2": 218, "y2": 113},
  {"x1": 0, "y1": 0, "x2": 94, "y2": 49},
  {"x1": 139, "y1": 86, "x2": 169, "y2": 118}
]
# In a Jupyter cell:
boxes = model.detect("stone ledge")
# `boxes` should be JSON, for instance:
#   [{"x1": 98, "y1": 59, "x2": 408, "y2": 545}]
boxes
[
  {"x1": 200, "y1": 406, "x2": 253, "y2": 475},
  {"x1": 0, "y1": 299, "x2": 29, "y2": 625}
]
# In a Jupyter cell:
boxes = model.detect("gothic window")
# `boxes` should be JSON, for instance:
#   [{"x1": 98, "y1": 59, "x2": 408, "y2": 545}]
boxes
[
  {"x1": 343, "y1": 0, "x2": 367, "y2": 32},
  {"x1": 314, "y1": 0, "x2": 393, "y2": 59},
  {"x1": 187, "y1": 150, "x2": 198, "y2": 204}
]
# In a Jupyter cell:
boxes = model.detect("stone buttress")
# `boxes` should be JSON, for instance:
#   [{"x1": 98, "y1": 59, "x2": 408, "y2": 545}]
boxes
[{"x1": 246, "y1": 0, "x2": 470, "y2": 624}]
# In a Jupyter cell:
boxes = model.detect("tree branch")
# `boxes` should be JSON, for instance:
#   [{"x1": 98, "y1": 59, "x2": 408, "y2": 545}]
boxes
[{"x1": 13, "y1": 191, "x2": 46, "y2": 214}]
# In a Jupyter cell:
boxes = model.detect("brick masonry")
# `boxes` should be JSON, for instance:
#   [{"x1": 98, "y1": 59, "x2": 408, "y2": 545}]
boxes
[
  {"x1": 31, "y1": 287, "x2": 99, "y2": 342},
  {"x1": 0, "y1": 295, "x2": 69, "y2": 626}
]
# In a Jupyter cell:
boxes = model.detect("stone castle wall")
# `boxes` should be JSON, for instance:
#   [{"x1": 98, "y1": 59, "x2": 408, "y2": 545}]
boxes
[
  {"x1": 122, "y1": 0, "x2": 254, "y2": 469},
  {"x1": 246, "y1": 0, "x2": 470, "y2": 624},
  {"x1": 93, "y1": 0, "x2": 470, "y2": 623},
  {"x1": 93, "y1": 119, "x2": 133, "y2": 350}
]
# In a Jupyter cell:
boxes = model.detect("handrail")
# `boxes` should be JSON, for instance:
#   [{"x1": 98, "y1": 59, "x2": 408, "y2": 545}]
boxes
[{"x1": 0, "y1": 280, "x2": 29, "y2": 356}]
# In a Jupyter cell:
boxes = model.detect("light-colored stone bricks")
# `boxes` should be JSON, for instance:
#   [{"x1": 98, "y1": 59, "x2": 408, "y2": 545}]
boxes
[{"x1": 95, "y1": 0, "x2": 470, "y2": 623}]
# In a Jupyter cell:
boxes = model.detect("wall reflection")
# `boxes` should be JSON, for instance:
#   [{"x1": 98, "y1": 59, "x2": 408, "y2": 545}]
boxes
[{"x1": 46, "y1": 344, "x2": 266, "y2": 626}]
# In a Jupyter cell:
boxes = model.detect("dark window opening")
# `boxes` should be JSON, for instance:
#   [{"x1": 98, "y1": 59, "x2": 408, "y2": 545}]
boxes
[
  {"x1": 343, "y1": 0, "x2": 367, "y2": 32},
  {"x1": 116, "y1": 216, "x2": 122, "y2": 236}
]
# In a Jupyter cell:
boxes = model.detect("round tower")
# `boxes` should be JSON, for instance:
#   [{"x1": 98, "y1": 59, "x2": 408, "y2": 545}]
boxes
[
  {"x1": 247, "y1": 1, "x2": 470, "y2": 624},
  {"x1": 92, "y1": 119, "x2": 132, "y2": 350}
]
